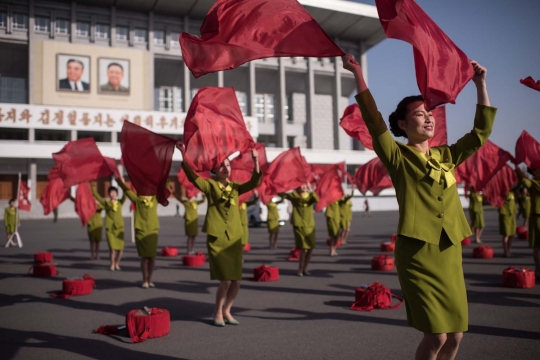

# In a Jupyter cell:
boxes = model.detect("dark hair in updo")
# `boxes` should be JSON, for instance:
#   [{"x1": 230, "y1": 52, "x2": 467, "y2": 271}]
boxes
[
  {"x1": 108, "y1": 186, "x2": 118, "y2": 195},
  {"x1": 388, "y1": 95, "x2": 424, "y2": 138}
]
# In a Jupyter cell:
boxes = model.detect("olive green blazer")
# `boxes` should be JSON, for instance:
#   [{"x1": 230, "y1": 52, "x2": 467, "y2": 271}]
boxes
[
  {"x1": 182, "y1": 162, "x2": 262, "y2": 240},
  {"x1": 499, "y1": 193, "x2": 517, "y2": 216},
  {"x1": 469, "y1": 192, "x2": 483, "y2": 213},
  {"x1": 173, "y1": 193, "x2": 205, "y2": 222},
  {"x1": 117, "y1": 179, "x2": 159, "y2": 234},
  {"x1": 86, "y1": 205, "x2": 104, "y2": 232},
  {"x1": 518, "y1": 169, "x2": 540, "y2": 215},
  {"x1": 356, "y1": 90, "x2": 496, "y2": 245},
  {"x1": 4, "y1": 208, "x2": 19, "y2": 228},
  {"x1": 266, "y1": 198, "x2": 284, "y2": 222},
  {"x1": 325, "y1": 201, "x2": 341, "y2": 221},
  {"x1": 92, "y1": 185, "x2": 126, "y2": 231},
  {"x1": 339, "y1": 195, "x2": 353, "y2": 221},
  {"x1": 281, "y1": 192, "x2": 319, "y2": 229}
]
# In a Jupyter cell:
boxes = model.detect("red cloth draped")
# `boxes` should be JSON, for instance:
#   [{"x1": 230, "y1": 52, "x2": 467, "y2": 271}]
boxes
[
  {"x1": 520, "y1": 76, "x2": 540, "y2": 92},
  {"x1": 428, "y1": 106, "x2": 447, "y2": 147},
  {"x1": 18, "y1": 181, "x2": 31, "y2": 211},
  {"x1": 314, "y1": 163, "x2": 345, "y2": 212},
  {"x1": 180, "y1": 0, "x2": 344, "y2": 78},
  {"x1": 354, "y1": 158, "x2": 393, "y2": 195},
  {"x1": 482, "y1": 165, "x2": 517, "y2": 208},
  {"x1": 120, "y1": 121, "x2": 176, "y2": 206},
  {"x1": 74, "y1": 183, "x2": 97, "y2": 227},
  {"x1": 375, "y1": 0, "x2": 474, "y2": 110},
  {"x1": 184, "y1": 87, "x2": 254, "y2": 172},
  {"x1": 53, "y1": 138, "x2": 120, "y2": 187},
  {"x1": 177, "y1": 168, "x2": 209, "y2": 198},
  {"x1": 40, "y1": 168, "x2": 70, "y2": 215},
  {"x1": 230, "y1": 143, "x2": 268, "y2": 205},
  {"x1": 515, "y1": 130, "x2": 540, "y2": 169},
  {"x1": 339, "y1": 104, "x2": 373, "y2": 150}
]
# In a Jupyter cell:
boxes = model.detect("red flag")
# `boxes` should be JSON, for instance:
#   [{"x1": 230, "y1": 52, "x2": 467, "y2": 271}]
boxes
[
  {"x1": 230, "y1": 143, "x2": 269, "y2": 205},
  {"x1": 40, "y1": 168, "x2": 70, "y2": 215},
  {"x1": 428, "y1": 106, "x2": 447, "y2": 147},
  {"x1": 520, "y1": 76, "x2": 540, "y2": 92},
  {"x1": 354, "y1": 158, "x2": 393, "y2": 195},
  {"x1": 515, "y1": 130, "x2": 540, "y2": 169},
  {"x1": 120, "y1": 121, "x2": 176, "y2": 206},
  {"x1": 74, "y1": 183, "x2": 97, "y2": 227},
  {"x1": 177, "y1": 168, "x2": 210, "y2": 198},
  {"x1": 315, "y1": 163, "x2": 345, "y2": 212},
  {"x1": 375, "y1": 0, "x2": 474, "y2": 110},
  {"x1": 180, "y1": 0, "x2": 344, "y2": 78},
  {"x1": 456, "y1": 140, "x2": 514, "y2": 191},
  {"x1": 184, "y1": 87, "x2": 254, "y2": 172},
  {"x1": 18, "y1": 180, "x2": 31, "y2": 211},
  {"x1": 339, "y1": 104, "x2": 373, "y2": 150},
  {"x1": 482, "y1": 165, "x2": 517, "y2": 208}
]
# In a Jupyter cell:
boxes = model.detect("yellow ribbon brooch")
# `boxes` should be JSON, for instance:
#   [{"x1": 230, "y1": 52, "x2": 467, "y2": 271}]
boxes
[
  {"x1": 111, "y1": 200, "x2": 119, "y2": 212},
  {"x1": 219, "y1": 183, "x2": 235, "y2": 206},
  {"x1": 426, "y1": 158, "x2": 456, "y2": 188},
  {"x1": 142, "y1": 197, "x2": 154, "y2": 208}
]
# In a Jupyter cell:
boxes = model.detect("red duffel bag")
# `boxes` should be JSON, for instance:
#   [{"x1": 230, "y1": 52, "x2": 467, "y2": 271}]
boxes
[
  {"x1": 28, "y1": 263, "x2": 58, "y2": 277},
  {"x1": 473, "y1": 246, "x2": 494, "y2": 259},
  {"x1": 252, "y1": 264, "x2": 279, "y2": 282},
  {"x1": 50, "y1": 274, "x2": 96, "y2": 298},
  {"x1": 351, "y1": 282, "x2": 403, "y2": 311},
  {"x1": 390, "y1": 233, "x2": 397, "y2": 243},
  {"x1": 326, "y1": 238, "x2": 342, "y2": 247},
  {"x1": 503, "y1": 266, "x2": 535, "y2": 288},
  {"x1": 380, "y1": 241, "x2": 395, "y2": 252},
  {"x1": 371, "y1": 255, "x2": 395, "y2": 271},
  {"x1": 161, "y1": 246, "x2": 179, "y2": 257},
  {"x1": 126, "y1": 308, "x2": 170, "y2": 343},
  {"x1": 287, "y1": 248, "x2": 301, "y2": 261},
  {"x1": 34, "y1": 252, "x2": 53, "y2": 263},
  {"x1": 182, "y1": 252, "x2": 206, "y2": 267},
  {"x1": 516, "y1": 226, "x2": 528, "y2": 240},
  {"x1": 461, "y1": 237, "x2": 471, "y2": 246}
]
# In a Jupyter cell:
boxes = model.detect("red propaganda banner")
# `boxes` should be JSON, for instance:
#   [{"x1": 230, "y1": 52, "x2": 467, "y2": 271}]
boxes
[
  {"x1": 339, "y1": 104, "x2": 373, "y2": 150},
  {"x1": 177, "y1": 168, "x2": 210, "y2": 199},
  {"x1": 184, "y1": 87, "x2": 254, "y2": 172},
  {"x1": 427, "y1": 106, "x2": 447, "y2": 147},
  {"x1": 354, "y1": 158, "x2": 393, "y2": 195},
  {"x1": 482, "y1": 165, "x2": 517, "y2": 209},
  {"x1": 515, "y1": 130, "x2": 540, "y2": 169},
  {"x1": 18, "y1": 180, "x2": 32, "y2": 211},
  {"x1": 315, "y1": 163, "x2": 345, "y2": 212},
  {"x1": 520, "y1": 76, "x2": 540, "y2": 92},
  {"x1": 375, "y1": 0, "x2": 474, "y2": 110},
  {"x1": 180, "y1": 0, "x2": 344, "y2": 78}
]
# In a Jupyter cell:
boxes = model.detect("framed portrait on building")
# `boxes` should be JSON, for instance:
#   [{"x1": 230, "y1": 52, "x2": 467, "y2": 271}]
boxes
[
  {"x1": 98, "y1": 58, "x2": 130, "y2": 95},
  {"x1": 56, "y1": 54, "x2": 91, "y2": 93}
]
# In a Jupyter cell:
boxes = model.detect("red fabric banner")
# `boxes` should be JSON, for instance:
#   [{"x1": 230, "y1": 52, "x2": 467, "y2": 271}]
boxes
[
  {"x1": 177, "y1": 168, "x2": 208, "y2": 199},
  {"x1": 18, "y1": 180, "x2": 31, "y2": 212},
  {"x1": 375, "y1": 0, "x2": 474, "y2": 110},
  {"x1": 339, "y1": 104, "x2": 373, "y2": 150},
  {"x1": 515, "y1": 130, "x2": 540, "y2": 169},
  {"x1": 184, "y1": 87, "x2": 254, "y2": 172},
  {"x1": 230, "y1": 143, "x2": 268, "y2": 205},
  {"x1": 120, "y1": 121, "x2": 176, "y2": 206},
  {"x1": 40, "y1": 168, "x2": 70, "y2": 215},
  {"x1": 428, "y1": 106, "x2": 447, "y2": 147},
  {"x1": 180, "y1": 0, "x2": 344, "y2": 78},
  {"x1": 456, "y1": 140, "x2": 514, "y2": 191},
  {"x1": 53, "y1": 138, "x2": 120, "y2": 187},
  {"x1": 74, "y1": 183, "x2": 97, "y2": 227},
  {"x1": 315, "y1": 163, "x2": 345, "y2": 212},
  {"x1": 354, "y1": 158, "x2": 393, "y2": 195},
  {"x1": 520, "y1": 76, "x2": 540, "y2": 92},
  {"x1": 482, "y1": 165, "x2": 517, "y2": 208}
]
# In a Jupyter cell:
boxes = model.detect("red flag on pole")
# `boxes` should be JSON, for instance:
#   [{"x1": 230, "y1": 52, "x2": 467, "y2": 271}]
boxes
[
  {"x1": 315, "y1": 163, "x2": 345, "y2": 212},
  {"x1": 482, "y1": 165, "x2": 517, "y2": 209},
  {"x1": 18, "y1": 180, "x2": 31, "y2": 212},
  {"x1": 354, "y1": 158, "x2": 393, "y2": 195},
  {"x1": 375, "y1": 0, "x2": 474, "y2": 110},
  {"x1": 180, "y1": 0, "x2": 345, "y2": 78},
  {"x1": 427, "y1": 106, "x2": 447, "y2": 147},
  {"x1": 74, "y1": 183, "x2": 97, "y2": 227},
  {"x1": 520, "y1": 76, "x2": 540, "y2": 92},
  {"x1": 515, "y1": 130, "x2": 540, "y2": 169},
  {"x1": 339, "y1": 104, "x2": 373, "y2": 150}
]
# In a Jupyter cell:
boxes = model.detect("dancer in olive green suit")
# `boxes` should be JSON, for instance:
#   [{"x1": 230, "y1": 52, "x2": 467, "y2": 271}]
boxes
[
  {"x1": 92, "y1": 184, "x2": 127, "y2": 270},
  {"x1": 519, "y1": 187, "x2": 531, "y2": 227},
  {"x1": 116, "y1": 178, "x2": 159, "y2": 288},
  {"x1": 325, "y1": 200, "x2": 340, "y2": 256},
  {"x1": 172, "y1": 190, "x2": 206, "y2": 255},
  {"x1": 468, "y1": 188, "x2": 485, "y2": 243},
  {"x1": 339, "y1": 188, "x2": 354, "y2": 244},
  {"x1": 280, "y1": 184, "x2": 318, "y2": 276},
  {"x1": 86, "y1": 202, "x2": 103, "y2": 259},
  {"x1": 499, "y1": 191, "x2": 517, "y2": 257},
  {"x1": 4, "y1": 199, "x2": 19, "y2": 243},
  {"x1": 343, "y1": 54, "x2": 495, "y2": 360},
  {"x1": 180, "y1": 144, "x2": 261, "y2": 327},
  {"x1": 239, "y1": 194, "x2": 259, "y2": 247},
  {"x1": 516, "y1": 167, "x2": 540, "y2": 278},
  {"x1": 266, "y1": 197, "x2": 284, "y2": 249}
]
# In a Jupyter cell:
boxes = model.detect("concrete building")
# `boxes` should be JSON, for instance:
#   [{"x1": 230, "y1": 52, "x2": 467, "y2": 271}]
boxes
[{"x1": 0, "y1": 0, "x2": 393, "y2": 218}]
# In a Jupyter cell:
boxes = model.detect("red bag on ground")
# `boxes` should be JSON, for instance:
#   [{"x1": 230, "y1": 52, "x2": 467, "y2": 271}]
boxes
[
  {"x1": 50, "y1": 274, "x2": 96, "y2": 298},
  {"x1": 371, "y1": 255, "x2": 395, "y2": 271},
  {"x1": 502, "y1": 266, "x2": 535, "y2": 289},
  {"x1": 182, "y1": 253, "x2": 207, "y2": 267},
  {"x1": 390, "y1": 233, "x2": 397, "y2": 243},
  {"x1": 126, "y1": 308, "x2": 170, "y2": 343},
  {"x1": 380, "y1": 242, "x2": 395, "y2": 252},
  {"x1": 29, "y1": 263, "x2": 58, "y2": 277},
  {"x1": 351, "y1": 282, "x2": 403, "y2": 311},
  {"x1": 461, "y1": 237, "x2": 471, "y2": 246},
  {"x1": 473, "y1": 246, "x2": 494, "y2": 259},
  {"x1": 516, "y1": 226, "x2": 529, "y2": 240},
  {"x1": 253, "y1": 265, "x2": 279, "y2": 282},
  {"x1": 287, "y1": 248, "x2": 301, "y2": 261},
  {"x1": 243, "y1": 243, "x2": 252, "y2": 253},
  {"x1": 161, "y1": 247, "x2": 179, "y2": 257},
  {"x1": 326, "y1": 238, "x2": 342, "y2": 247},
  {"x1": 34, "y1": 252, "x2": 53, "y2": 263}
]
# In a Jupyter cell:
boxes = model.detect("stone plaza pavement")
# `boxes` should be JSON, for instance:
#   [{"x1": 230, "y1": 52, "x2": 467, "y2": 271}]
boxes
[{"x1": 0, "y1": 209, "x2": 539, "y2": 359}]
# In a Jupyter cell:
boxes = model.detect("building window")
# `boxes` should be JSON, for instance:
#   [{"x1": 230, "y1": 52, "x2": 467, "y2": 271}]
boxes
[
  {"x1": 0, "y1": 128, "x2": 28, "y2": 141},
  {"x1": 287, "y1": 136, "x2": 295, "y2": 149},
  {"x1": 116, "y1": 26, "x2": 128, "y2": 41},
  {"x1": 35, "y1": 129, "x2": 70, "y2": 142},
  {"x1": 76, "y1": 21, "x2": 90, "y2": 37},
  {"x1": 159, "y1": 87, "x2": 182, "y2": 112},
  {"x1": 0, "y1": 77, "x2": 27, "y2": 104},
  {"x1": 170, "y1": 32, "x2": 180, "y2": 47},
  {"x1": 191, "y1": 88, "x2": 200, "y2": 100},
  {"x1": 34, "y1": 16, "x2": 50, "y2": 33},
  {"x1": 153, "y1": 30, "x2": 164, "y2": 45},
  {"x1": 95, "y1": 24, "x2": 109, "y2": 39},
  {"x1": 286, "y1": 94, "x2": 293, "y2": 123},
  {"x1": 56, "y1": 18, "x2": 70, "y2": 34},
  {"x1": 134, "y1": 28, "x2": 147, "y2": 43},
  {"x1": 13, "y1": 14, "x2": 28, "y2": 30},
  {"x1": 236, "y1": 91, "x2": 248, "y2": 116},
  {"x1": 258, "y1": 135, "x2": 277, "y2": 148},
  {"x1": 255, "y1": 94, "x2": 275, "y2": 124},
  {"x1": 0, "y1": 12, "x2": 6, "y2": 28},
  {"x1": 77, "y1": 131, "x2": 111, "y2": 143}
]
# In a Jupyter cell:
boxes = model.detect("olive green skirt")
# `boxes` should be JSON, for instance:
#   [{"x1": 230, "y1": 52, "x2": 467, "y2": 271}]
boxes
[
  {"x1": 5, "y1": 223, "x2": 16, "y2": 233},
  {"x1": 241, "y1": 223, "x2": 249, "y2": 245},
  {"x1": 135, "y1": 231, "x2": 158, "y2": 258},
  {"x1": 499, "y1": 214, "x2": 516, "y2": 236},
  {"x1": 185, "y1": 219, "x2": 199, "y2": 237},
  {"x1": 522, "y1": 207, "x2": 531, "y2": 219},
  {"x1": 469, "y1": 210, "x2": 485, "y2": 229},
  {"x1": 395, "y1": 232, "x2": 468, "y2": 334},
  {"x1": 326, "y1": 217, "x2": 340, "y2": 238},
  {"x1": 106, "y1": 229, "x2": 124, "y2": 250},
  {"x1": 293, "y1": 226, "x2": 316, "y2": 250},
  {"x1": 529, "y1": 214, "x2": 540, "y2": 248},
  {"x1": 340, "y1": 217, "x2": 351, "y2": 229},
  {"x1": 87, "y1": 228, "x2": 103, "y2": 243},
  {"x1": 207, "y1": 235, "x2": 243, "y2": 281},
  {"x1": 267, "y1": 220, "x2": 280, "y2": 234}
]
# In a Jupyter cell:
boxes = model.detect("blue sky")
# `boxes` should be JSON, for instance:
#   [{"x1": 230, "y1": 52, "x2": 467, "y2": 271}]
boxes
[{"x1": 348, "y1": 0, "x2": 540, "y2": 154}]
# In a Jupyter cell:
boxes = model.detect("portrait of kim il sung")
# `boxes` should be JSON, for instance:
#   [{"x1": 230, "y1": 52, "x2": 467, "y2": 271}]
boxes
[
  {"x1": 98, "y1": 58, "x2": 130, "y2": 95},
  {"x1": 57, "y1": 54, "x2": 91, "y2": 92}
]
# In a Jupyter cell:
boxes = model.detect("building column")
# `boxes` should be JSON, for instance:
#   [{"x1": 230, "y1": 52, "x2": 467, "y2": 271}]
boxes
[
  {"x1": 110, "y1": 6, "x2": 116, "y2": 47},
  {"x1": 28, "y1": 128, "x2": 35, "y2": 142},
  {"x1": 333, "y1": 56, "x2": 342, "y2": 150},
  {"x1": 277, "y1": 58, "x2": 287, "y2": 148},
  {"x1": 217, "y1": 71, "x2": 224, "y2": 87},
  {"x1": 70, "y1": 1, "x2": 76, "y2": 43},
  {"x1": 148, "y1": 12, "x2": 155, "y2": 111},
  {"x1": 28, "y1": 0, "x2": 34, "y2": 104},
  {"x1": 70, "y1": 130, "x2": 77, "y2": 141},
  {"x1": 183, "y1": 16, "x2": 191, "y2": 111},
  {"x1": 248, "y1": 62, "x2": 256, "y2": 117},
  {"x1": 306, "y1": 57, "x2": 315, "y2": 149},
  {"x1": 28, "y1": 160, "x2": 36, "y2": 201},
  {"x1": 360, "y1": 41, "x2": 368, "y2": 86}
]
